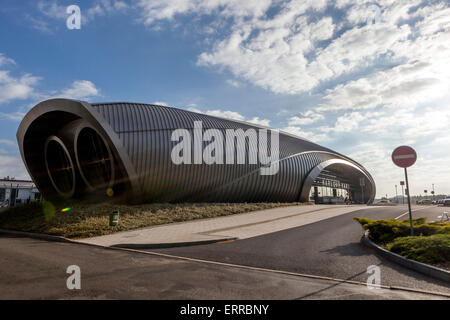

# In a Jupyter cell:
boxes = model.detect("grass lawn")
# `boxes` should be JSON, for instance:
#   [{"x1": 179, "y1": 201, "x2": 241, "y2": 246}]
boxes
[
  {"x1": 355, "y1": 217, "x2": 450, "y2": 270},
  {"x1": 0, "y1": 200, "x2": 310, "y2": 239}
]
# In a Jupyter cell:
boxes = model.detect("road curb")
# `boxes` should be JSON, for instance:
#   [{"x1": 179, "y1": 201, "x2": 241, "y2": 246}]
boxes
[
  {"x1": 0, "y1": 228, "x2": 237, "y2": 249},
  {"x1": 361, "y1": 230, "x2": 450, "y2": 283},
  {"x1": 108, "y1": 237, "x2": 238, "y2": 249},
  {"x1": 0, "y1": 228, "x2": 74, "y2": 243}
]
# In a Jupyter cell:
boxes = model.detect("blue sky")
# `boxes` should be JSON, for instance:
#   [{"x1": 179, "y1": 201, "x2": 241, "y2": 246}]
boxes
[{"x1": 0, "y1": 0, "x2": 449, "y2": 198}]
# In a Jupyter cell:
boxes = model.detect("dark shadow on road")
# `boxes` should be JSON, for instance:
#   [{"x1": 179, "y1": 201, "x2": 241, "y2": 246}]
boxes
[
  {"x1": 293, "y1": 263, "x2": 383, "y2": 300},
  {"x1": 320, "y1": 242, "x2": 372, "y2": 257}
]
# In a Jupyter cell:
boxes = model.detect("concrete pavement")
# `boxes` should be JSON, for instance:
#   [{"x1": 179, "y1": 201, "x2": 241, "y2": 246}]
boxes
[{"x1": 78, "y1": 205, "x2": 375, "y2": 248}]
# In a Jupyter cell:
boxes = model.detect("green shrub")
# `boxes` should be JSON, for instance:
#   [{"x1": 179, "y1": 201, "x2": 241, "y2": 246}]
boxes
[
  {"x1": 354, "y1": 217, "x2": 450, "y2": 243},
  {"x1": 386, "y1": 234, "x2": 450, "y2": 263}
]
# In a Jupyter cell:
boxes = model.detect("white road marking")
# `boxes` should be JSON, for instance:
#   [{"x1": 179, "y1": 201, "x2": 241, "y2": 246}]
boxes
[{"x1": 394, "y1": 206, "x2": 436, "y2": 220}]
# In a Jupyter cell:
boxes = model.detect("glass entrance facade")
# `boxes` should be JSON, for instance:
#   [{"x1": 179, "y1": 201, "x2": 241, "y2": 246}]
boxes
[{"x1": 309, "y1": 170, "x2": 354, "y2": 204}]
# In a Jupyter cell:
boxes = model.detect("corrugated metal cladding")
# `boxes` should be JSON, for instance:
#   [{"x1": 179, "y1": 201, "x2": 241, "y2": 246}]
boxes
[{"x1": 17, "y1": 99, "x2": 376, "y2": 203}]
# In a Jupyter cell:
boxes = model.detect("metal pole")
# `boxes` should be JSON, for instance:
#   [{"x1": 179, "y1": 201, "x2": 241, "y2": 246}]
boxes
[
  {"x1": 401, "y1": 185, "x2": 404, "y2": 205},
  {"x1": 395, "y1": 185, "x2": 398, "y2": 203},
  {"x1": 432, "y1": 184, "x2": 435, "y2": 200},
  {"x1": 404, "y1": 168, "x2": 414, "y2": 236}
]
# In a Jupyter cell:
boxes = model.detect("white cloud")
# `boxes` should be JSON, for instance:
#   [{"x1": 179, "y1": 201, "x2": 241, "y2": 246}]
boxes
[
  {"x1": 85, "y1": 0, "x2": 130, "y2": 21},
  {"x1": 226, "y1": 79, "x2": 241, "y2": 88},
  {"x1": 0, "y1": 79, "x2": 102, "y2": 123},
  {"x1": 194, "y1": 1, "x2": 416, "y2": 94},
  {"x1": 187, "y1": 106, "x2": 271, "y2": 126},
  {"x1": 292, "y1": 102, "x2": 450, "y2": 197},
  {"x1": 58, "y1": 80, "x2": 100, "y2": 100},
  {"x1": 0, "y1": 53, "x2": 101, "y2": 123},
  {"x1": 37, "y1": 1, "x2": 68, "y2": 20},
  {"x1": 153, "y1": 101, "x2": 169, "y2": 106},
  {"x1": 25, "y1": 14, "x2": 53, "y2": 33},
  {"x1": 281, "y1": 126, "x2": 329, "y2": 144},
  {"x1": 0, "y1": 112, "x2": 26, "y2": 122},
  {"x1": 0, "y1": 70, "x2": 40, "y2": 104},
  {"x1": 247, "y1": 117, "x2": 270, "y2": 127},
  {"x1": 36, "y1": 0, "x2": 129, "y2": 28},
  {"x1": 0, "y1": 139, "x2": 15, "y2": 146},
  {"x1": 0, "y1": 53, "x2": 41, "y2": 104},
  {"x1": 203, "y1": 109, "x2": 245, "y2": 121},
  {"x1": 187, "y1": 105, "x2": 245, "y2": 120},
  {"x1": 317, "y1": 45, "x2": 450, "y2": 112},
  {"x1": 136, "y1": 0, "x2": 449, "y2": 108},
  {"x1": 0, "y1": 54, "x2": 15, "y2": 67},
  {"x1": 288, "y1": 111, "x2": 324, "y2": 126},
  {"x1": 137, "y1": 0, "x2": 272, "y2": 25},
  {"x1": 328, "y1": 112, "x2": 365, "y2": 133},
  {"x1": 0, "y1": 155, "x2": 29, "y2": 180}
]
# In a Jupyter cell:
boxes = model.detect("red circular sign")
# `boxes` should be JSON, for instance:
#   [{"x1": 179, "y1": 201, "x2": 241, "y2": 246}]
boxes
[{"x1": 392, "y1": 146, "x2": 417, "y2": 168}]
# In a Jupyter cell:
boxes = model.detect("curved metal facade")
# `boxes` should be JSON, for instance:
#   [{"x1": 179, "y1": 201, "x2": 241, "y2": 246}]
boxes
[{"x1": 17, "y1": 99, "x2": 376, "y2": 203}]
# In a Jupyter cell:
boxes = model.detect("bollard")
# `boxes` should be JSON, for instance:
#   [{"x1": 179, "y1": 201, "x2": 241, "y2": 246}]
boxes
[{"x1": 109, "y1": 210, "x2": 119, "y2": 227}]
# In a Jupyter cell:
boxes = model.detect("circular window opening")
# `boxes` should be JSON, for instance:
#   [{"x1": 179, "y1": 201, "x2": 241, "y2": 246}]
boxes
[
  {"x1": 45, "y1": 137, "x2": 75, "y2": 197},
  {"x1": 76, "y1": 127, "x2": 114, "y2": 190}
]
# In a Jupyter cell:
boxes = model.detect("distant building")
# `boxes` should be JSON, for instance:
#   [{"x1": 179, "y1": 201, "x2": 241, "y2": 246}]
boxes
[{"x1": 0, "y1": 178, "x2": 41, "y2": 207}]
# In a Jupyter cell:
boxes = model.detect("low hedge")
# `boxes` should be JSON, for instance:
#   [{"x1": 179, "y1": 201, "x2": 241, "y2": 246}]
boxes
[
  {"x1": 354, "y1": 217, "x2": 450, "y2": 243},
  {"x1": 386, "y1": 234, "x2": 450, "y2": 264},
  {"x1": 355, "y1": 217, "x2": 450, "y2": 264}
]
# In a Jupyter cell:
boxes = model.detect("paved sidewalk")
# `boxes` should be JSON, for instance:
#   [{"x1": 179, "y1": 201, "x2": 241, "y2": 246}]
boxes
[{"x1": 78, "y1": 204, "x2": 374, "y2": 248}]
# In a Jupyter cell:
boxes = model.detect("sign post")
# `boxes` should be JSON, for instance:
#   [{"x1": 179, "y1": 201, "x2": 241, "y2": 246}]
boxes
[{"x1": 392, "y1": 146, "x2": 417, "y2": 236}]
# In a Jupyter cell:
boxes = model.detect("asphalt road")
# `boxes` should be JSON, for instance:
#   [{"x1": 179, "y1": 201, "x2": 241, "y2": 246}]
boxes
[
  {"x1": 2, "y1": 234, "x2": 444, "y2": 300},
  {"x1": 0, "y1": 204, "x2": 448, "y2": 299},
  {"x1": 152, "y1": 205, "x2": 450, "y2": 295}
]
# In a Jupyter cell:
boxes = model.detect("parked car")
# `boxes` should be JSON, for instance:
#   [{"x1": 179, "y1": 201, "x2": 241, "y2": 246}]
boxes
[
  {"x1": 373, "y1": 199, "x2": 395, "y2": 205},
  {"x1": 417, "y1": 199, "x2": 433, "y2": 205},
  {"x1": 443, "y1": 199, "x2": 450, "y2": 206}
]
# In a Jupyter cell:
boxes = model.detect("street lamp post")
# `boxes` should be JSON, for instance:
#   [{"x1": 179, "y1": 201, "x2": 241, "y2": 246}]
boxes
[
  {"x1": 432, "y1": 184, "x2": 435, "y2": 200},
  {"x1": 400, "y1": 181, "x2": 405, "y2": 205}
]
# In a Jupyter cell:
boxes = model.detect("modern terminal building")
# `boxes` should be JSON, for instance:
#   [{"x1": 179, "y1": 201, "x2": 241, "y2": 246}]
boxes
[{"x1": 17, "y1": 99, "x2": 376, "y2": 204}]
